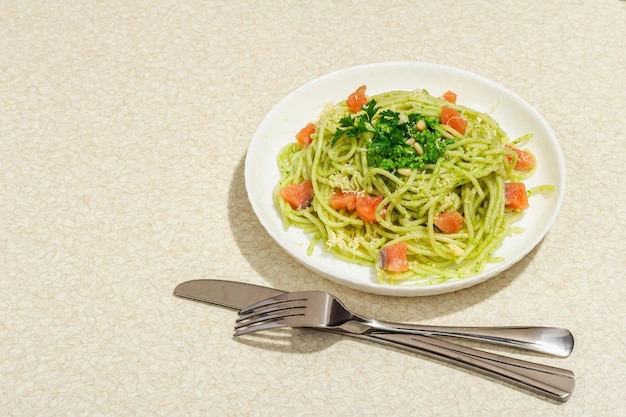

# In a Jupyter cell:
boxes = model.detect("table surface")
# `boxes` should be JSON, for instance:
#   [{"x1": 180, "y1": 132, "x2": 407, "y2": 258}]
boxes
[{"x1": 2, "y1": 1, "x2": 625, "y2": 416}]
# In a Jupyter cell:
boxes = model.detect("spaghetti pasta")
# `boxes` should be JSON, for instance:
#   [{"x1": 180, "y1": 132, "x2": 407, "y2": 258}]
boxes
[{"x1": 274, "y1": 87, "x2": 539, "y2": 285}]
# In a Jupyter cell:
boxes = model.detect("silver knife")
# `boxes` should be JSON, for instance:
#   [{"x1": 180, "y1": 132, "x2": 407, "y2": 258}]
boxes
[{"x1": 173, "y1": 279, "x2": 575, "y2": 401}]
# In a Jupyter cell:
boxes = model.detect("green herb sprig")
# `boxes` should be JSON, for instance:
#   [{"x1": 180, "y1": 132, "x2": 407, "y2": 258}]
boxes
[
  {"x1": 331, "y1": 100, "x2": 454, "y2": 172},
  {"x1": 331, "y1": 100, "x2": 378, "y2": 145}
]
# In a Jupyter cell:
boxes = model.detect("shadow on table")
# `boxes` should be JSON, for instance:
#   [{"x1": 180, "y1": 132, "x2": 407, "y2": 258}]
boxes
[
  {"x1": 230, "y1": 313, "x2": 566, "y2": 404},
  {"x1": 227, "y1": 154, "x2": 539, "y2": 323}
]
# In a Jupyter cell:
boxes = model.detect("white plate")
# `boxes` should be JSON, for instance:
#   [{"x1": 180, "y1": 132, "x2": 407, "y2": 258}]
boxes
[{"x1": 244, "y1": 62, "x2": 565, "y2": 296}]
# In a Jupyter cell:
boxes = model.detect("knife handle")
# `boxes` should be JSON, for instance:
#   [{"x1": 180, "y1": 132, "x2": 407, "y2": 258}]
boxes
[{"x1": 364, "y1": 333, "x2": 575, "y2": 402}]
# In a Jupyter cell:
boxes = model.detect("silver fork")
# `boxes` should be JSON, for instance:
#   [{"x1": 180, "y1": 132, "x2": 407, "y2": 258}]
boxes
[{"x1": 234, "y1": 290, "x2": 574, "y2": 357}]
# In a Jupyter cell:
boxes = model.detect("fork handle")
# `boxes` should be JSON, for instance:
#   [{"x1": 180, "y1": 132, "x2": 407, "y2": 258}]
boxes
[
  {"x1": 363, "y1": 333, "x2": 575, "y2": 401},
  {"x1": 354, "y1": 318, "x2": 574, "y2": 357}
]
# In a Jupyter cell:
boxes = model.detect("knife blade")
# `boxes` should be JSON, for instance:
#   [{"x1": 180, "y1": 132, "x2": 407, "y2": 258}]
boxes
[
  {"x1": 174, "y1": 279, "x2": 282, "y2": 310},
  {"x1": 173, "y1": 279, "x2": 575, "y2": 401}
]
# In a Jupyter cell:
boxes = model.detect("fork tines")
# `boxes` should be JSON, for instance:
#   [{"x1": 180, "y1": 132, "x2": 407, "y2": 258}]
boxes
[{"x1": 234, "y1": 295, "x2": 308, "y2": 336}]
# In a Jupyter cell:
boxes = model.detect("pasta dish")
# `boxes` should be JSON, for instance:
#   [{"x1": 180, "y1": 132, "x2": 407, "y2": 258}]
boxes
[{"x1": 273, "y1": 86, "x2": 546, "y2": 285}]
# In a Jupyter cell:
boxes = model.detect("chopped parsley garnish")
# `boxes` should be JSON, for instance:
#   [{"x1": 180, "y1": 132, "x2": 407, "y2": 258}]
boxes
[
  {"x1": 331, "y1": 100, "x2": 378, "y2": 145},
  {"x1": 331, "y1": 100, "x2": 455, "y2": 172}
]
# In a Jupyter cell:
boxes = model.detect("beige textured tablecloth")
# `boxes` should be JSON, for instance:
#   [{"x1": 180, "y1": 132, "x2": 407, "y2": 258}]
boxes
[{"x1": 2, "y1": 1, "x2": 625, "y2": 415}]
